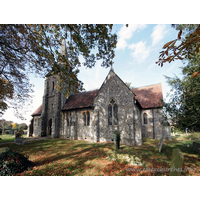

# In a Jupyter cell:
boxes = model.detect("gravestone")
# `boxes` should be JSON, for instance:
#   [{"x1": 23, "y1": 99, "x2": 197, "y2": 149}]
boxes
[
  {"x1": 158, "y1": 134, "x2": 163, "y2": 153},
  {"x1": 169, "y1": 148, "x2": 184, "y2": 176},
  {"x1": 14, "y1": 132, "x2": 24, "y2": 145}
]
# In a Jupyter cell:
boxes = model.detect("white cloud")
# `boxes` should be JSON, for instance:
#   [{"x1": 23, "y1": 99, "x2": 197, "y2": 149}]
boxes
[
  {"x1": 151, "y1": 24, "x2": 167, "y2": 46},
  {"x1": 129, "y1": 41, "x2": 150, "y2": 63},
  {"x1": 116, "y1": 38, "x2": 127, "y2": 50},
  {"x1": 117, "y1": 24, "x2": 146, "y2": 50}
]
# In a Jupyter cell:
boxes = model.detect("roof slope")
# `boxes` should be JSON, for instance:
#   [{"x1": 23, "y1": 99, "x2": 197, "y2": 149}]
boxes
[
  {"x1": 132, "y1": 83, "x2": 163, "y2": 108},
  {"x1": 62, "y1": 89, "x2": 99, "y2": 111},
  {"x1": 31, "y1": 84, "x2": 163, "y2": 115},
  {"x1": 31, "y1": 105, "x2": 42, "y2": 116}
]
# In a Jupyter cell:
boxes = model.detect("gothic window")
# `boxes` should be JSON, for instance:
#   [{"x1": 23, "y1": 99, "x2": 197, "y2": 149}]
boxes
[
  {"x1": 143, "y1": 113, "x2": 148, "y2": 124},
  {"x1": 83, "y1": 111, "x2": 90, "y2": 126},
  {"x1": 108, "y1": 99, "x2": 118, "y2": 125}
]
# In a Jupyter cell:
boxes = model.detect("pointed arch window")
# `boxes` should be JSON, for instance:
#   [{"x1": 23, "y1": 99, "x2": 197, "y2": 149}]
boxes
[
  {"x1": 143, "y1": 113, "x2": 148, "y2": 124},
  {"x1": 108, "y1": 99, "x2": 118, "y2": 125},
  {"x1": 83, "y1": 111, "x2": 90, "y2": 126}
]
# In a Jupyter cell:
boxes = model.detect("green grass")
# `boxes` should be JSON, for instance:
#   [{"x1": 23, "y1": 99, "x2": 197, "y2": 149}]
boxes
[
  {"x1": 0, "y1": 134, "x2": 28, "y2": 143},
  {"x1": 0, "y1": 134, "x2": 199, "y2": 176}
]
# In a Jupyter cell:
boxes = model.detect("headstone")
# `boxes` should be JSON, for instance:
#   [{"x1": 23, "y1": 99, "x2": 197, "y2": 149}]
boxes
[
  {"x1": 169, "y1": 148, "x2": 184, "y2": 176},
  {"x1": 158, "y1": 134, "x2": 163, "y2": 153},
  {"x1": 14, "y1": 133, "x2": 24, "y2": 145}
]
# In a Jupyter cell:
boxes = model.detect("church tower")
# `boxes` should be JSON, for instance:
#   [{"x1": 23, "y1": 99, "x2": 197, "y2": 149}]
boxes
[{"x1": 40, "y1": 40, "x2": 67, "y2": 138}]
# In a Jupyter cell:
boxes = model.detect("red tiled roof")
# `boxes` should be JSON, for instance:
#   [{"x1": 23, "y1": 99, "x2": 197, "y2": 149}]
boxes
[
  {"x1": 132, "y1": 83, "x2": 163, "y2": 108},
  {"x1": 31, "y1": 105, "x2": 42, "y2": 116},
  {"x1": 62, "y1": 90, "x2": 99, "y2": 111},
  {"x1": 32, "y1": 84, "x2": 163, "y2": 114}
]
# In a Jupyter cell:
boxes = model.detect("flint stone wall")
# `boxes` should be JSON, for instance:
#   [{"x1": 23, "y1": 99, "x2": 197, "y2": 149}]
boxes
[
  {"x1": 141, "y1": 108, "x2": 171, "y2": 139},
  {"x1": 94, "y1": 70, "x2": 142, "y2": 146}
]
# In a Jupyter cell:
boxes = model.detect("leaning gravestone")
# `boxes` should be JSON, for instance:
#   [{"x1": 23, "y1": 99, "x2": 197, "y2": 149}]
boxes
[
  {"x1": 158, "y1": 134, "x2": 164, "y2": 153},
  {"x1": 169, "y1": 148, "x2": 184, "y2": 176}
]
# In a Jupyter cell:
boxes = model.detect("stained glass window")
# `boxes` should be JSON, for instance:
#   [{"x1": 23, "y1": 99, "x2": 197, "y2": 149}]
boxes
[{"x1": 108, "y1": 99, "x2": 118, "y2": 125}]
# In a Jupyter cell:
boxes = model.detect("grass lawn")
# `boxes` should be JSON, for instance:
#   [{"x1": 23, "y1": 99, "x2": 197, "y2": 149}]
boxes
[
  {"x1": 0, "y1": 133, "x2": 199, "y2": 176},
  {"x1": 0, "y1": 134, "x2": 29, "y2": 143}
]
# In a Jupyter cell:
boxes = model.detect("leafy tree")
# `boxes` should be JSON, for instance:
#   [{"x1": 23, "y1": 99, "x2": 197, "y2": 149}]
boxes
[
  {"x1": 18, "y1": 123, "x2": 28, "y2": 130},
  {"x1": 0, "y1": 24, "x2": 117, "y2": 118},
  {"x1": 11, "y1": 123, "x2": 18, "y2": 130},
  {"x1": 164, "y1": 63, "x2": 200, "y2": 131},
  {"x1": 156, "y1": 24, "x2": 200, "y2": 78},
  {"x1": 125, "y1": 82, "x2": 134, "y2": 90}
]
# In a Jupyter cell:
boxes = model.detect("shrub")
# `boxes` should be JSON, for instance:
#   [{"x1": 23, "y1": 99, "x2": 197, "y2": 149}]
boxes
[{"x1": 0, "y1": 148, "x2": 33, "y2": 176}]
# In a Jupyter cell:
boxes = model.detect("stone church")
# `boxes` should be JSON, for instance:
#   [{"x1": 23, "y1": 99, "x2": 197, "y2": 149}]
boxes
[{"x1": 28, "y1": 42, "x2": 171, "y2": 146}]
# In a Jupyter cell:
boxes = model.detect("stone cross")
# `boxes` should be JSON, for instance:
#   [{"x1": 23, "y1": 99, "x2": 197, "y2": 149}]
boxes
[
  {"x1": 169, "y1": 148, "x2": 184, "y2": 176},
  {"x1": 158, "y1": 134, "x2": 164, "y2": 153}
]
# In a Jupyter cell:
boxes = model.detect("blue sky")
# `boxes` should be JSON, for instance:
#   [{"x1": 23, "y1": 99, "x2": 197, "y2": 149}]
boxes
[{"x1": 3, "y1": 24, "x2": 185, "y2": 125}]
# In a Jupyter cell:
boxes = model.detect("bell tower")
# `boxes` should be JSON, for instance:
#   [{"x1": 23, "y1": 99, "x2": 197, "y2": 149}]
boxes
[{"x1": 40, "y1": 39, "x2": 67, "y2": 137}]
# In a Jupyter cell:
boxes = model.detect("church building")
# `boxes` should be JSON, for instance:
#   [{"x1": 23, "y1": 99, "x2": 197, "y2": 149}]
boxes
[{"x1": 28, "y1": 42, "x2": 171, "y2": 146}]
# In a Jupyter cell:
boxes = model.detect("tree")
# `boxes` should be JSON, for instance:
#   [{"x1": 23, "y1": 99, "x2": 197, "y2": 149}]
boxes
[
  {"x1": 0, "y1": 119, "x2": 12, "y2": 133},
  {"x1": 18, "y1": 123, "x2": 28, "y2": 130},
  {"x1": 125, "y1": 82, "x2": 134, "y2": 90},
  {"x1": 0, "y1": 24, "x2": 117, "y2": 118},
  {"x1": 164, "y1": 63, "x2": 200, "y2": 131},
  {"x1": 156, "y1": 24, "x2": 200, "y2": 78}
]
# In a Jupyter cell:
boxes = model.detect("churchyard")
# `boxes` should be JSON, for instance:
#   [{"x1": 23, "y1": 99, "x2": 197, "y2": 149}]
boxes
[
  {"x1": 0, "y1": 131, "x2": 199, "y2": 176},
  {"x1": 0, "y1": 133, "x2": 28, "y2": 143}
]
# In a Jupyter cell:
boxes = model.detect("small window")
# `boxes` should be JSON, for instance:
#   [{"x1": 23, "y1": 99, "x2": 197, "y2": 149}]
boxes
[
  {"x1": 70, "y1": 113, "x2": 72, "y2": 126},
  {"x1": 84, "y1": 112, "x2": 86, "y2": 126},
  {"x1": 52, "y1": 81, "x2": 54, "y2": 91},
  {"x1": 83, "y1": 111, "x2": 90, "y2": 126},
  {"x1": 143, "y1": 113, "x2": 148, "y2": 124},
  {"x1": 87, "y1": 112, "x2": 90, "y2": 126},
  {"x1": 67, "y1": 113, "x2": 70, "y2": 126}
]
